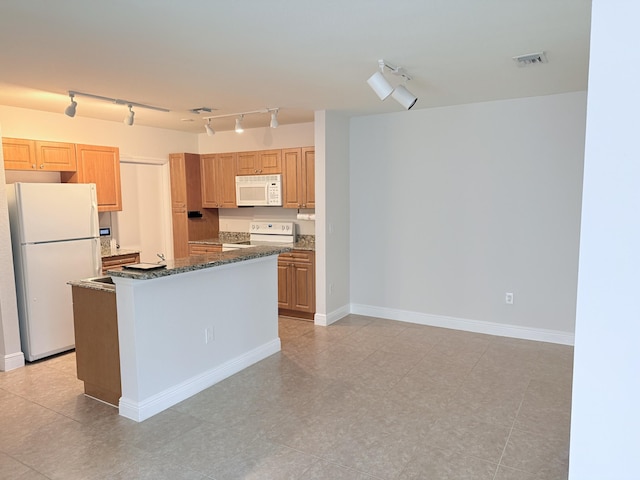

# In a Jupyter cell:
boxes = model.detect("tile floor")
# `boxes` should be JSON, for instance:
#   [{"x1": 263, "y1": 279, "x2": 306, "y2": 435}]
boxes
[{"x1": 0, "y1": 315, "x2": 573, "y2": 479}]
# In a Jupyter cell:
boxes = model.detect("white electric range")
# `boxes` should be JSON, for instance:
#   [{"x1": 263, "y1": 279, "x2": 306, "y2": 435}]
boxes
[{"x1": 221, "y1": 221, "x2": 296, "y2": 251}]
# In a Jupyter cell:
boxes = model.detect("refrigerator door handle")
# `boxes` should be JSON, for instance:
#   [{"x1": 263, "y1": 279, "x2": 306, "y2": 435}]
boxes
[{"x1": 93, "y1": 237, "x2": 102, "y2": 276}]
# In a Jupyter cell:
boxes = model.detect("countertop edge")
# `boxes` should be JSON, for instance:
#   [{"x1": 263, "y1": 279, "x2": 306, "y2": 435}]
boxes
[{"x1": 107, "y1": 245, "x2": 290, "y2": 280}]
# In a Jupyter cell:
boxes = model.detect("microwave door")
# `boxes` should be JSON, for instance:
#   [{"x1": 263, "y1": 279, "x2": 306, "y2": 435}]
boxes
[{"x1": 237, "y1": 184, "x2": 267, "y2": 206}]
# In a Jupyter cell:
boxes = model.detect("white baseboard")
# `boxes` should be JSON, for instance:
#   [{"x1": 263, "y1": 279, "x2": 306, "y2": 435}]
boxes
[
  {"x1": 119, "y1": 338, "x2": 281, "y2": 422},
  {"x1": 350, "y1": 304, "x2": 574, "y2": 345},
  {"x1": 1, "y1": 352, "x2": 25, "y2": 371},
  {"x1": 314, "y1": 304, "x2": 350, "y2": 326}
]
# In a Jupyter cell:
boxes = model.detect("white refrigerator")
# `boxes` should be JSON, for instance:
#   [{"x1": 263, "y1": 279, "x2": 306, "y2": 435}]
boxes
[{"x1": 7, "y1": 183, "x2": 101, "y2": 361}]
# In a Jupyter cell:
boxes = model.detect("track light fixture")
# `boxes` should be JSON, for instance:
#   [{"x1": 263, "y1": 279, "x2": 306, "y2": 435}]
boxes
[
  {"x1": 235, "y1": 115, "x2": 245, "y2": 133},
  {"x1": 64, "y1": 93, "x2": 77, "y2": 117},
  {"x1": 367, "y1": 59, "x2": 418, "y2": 110},
  {"x1": 202, "y1": 108, "x2": 279, "y2": 135},
  {"x1": 63, "y1": 90, "x2": 170, "y2": 121},
  {"x1": 124, "y1": 104, "x2": 135, "y2": 126},
  {"x1": 204, "y1": 118, "x2": 215, "y2": 136}
]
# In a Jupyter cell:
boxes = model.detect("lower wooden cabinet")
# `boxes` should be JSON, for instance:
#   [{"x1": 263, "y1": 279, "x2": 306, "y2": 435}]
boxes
[
  {"x1": 71, "y1": 285, "x2": 121, "y2": 407},
  {"x1": 278, "y1": 250, "x2": 315, "y2": 320},
  {"x1": 188, "y1": 243, "x2": 222, "y2": 256},
  {"x1": 101, "y1": 252, "x2": 140, "y2": 272}
]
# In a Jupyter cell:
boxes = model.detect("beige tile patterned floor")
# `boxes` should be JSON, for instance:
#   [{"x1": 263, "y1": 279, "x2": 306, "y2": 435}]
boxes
[{"x1": 0, "y1": 315, "x2": 573, "y2": 479}]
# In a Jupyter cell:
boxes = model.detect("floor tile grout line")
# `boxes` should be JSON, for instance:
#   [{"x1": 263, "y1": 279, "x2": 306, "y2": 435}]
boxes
[{"x1": 490, "y1": 377, "x2": 531, "y2": 480}]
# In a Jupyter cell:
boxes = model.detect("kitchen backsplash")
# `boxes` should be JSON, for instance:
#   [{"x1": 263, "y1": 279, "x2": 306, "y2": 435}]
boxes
[{"x1": 220, "y1": 231, "x2": 315, "y2": 248}]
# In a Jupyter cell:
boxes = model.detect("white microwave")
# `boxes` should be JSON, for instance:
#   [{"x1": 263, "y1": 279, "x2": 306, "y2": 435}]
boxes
[{"x1": 235, "y1": 174, "x2": 282, "y2": 206}]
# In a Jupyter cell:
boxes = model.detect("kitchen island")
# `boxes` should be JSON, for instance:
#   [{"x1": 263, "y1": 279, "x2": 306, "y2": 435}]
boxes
[{"x1": 105, "y1": 245, "x2": 289, "y2": 422}]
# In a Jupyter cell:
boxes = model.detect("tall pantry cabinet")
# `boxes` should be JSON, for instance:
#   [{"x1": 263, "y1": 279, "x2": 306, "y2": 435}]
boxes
[{"x1": 169, "y1": 153, "x2": 219, "y2": 259}]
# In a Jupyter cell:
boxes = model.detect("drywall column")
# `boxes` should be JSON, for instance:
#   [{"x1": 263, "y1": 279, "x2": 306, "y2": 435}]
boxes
[
  {"x1": 313, "y1": 111, "x2": 350, "y2": 325},
  {"x1": 569, "y1": 2, "x2": 640, "y2": 478},
  {"x1": 0, "y1": 128, "x2": 25, "y2": 371}
]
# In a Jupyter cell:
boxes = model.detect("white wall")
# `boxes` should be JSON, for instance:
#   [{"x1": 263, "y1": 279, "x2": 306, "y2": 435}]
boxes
[
  {"x1": 0, "y1": 105, "x2": 198, "y2": 158},
  {"x1": 0, "y1": 126, "x2": 24, "y2": 370},
  {"x1": 350, "y1": 92, "x2": 586, "y2": 343},
  {"x1": 198, "y1": 123, "x2": 316, "y2": 235},
  {"x1": 111, "y1": 161, "x2": 172, "y2": 263},
  {"x1": 569, "y1": 2, "x2": 640, "y2": 478}
]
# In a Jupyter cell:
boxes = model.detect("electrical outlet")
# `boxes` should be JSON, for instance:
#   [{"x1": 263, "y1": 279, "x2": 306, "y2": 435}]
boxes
[
  {"x1": 205, "y1": 326, "x2": 214, "y2": 344},
  {"x1": 505, "y1": 292, "x2": 514, "y2": 305}
]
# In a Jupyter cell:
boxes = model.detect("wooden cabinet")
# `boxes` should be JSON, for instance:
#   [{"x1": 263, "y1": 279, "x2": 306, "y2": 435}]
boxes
[
  {"x1": 188, "y1": 243, "x2": 222, "y2": 256},
  {"x1": 2, "y1": 137, "x2": 77, "y2": 171},
  {"x1": 278, "y1": 250, "x2": 315, "y2": 320},
  {"x1": 62, "y1": 144, "x2": 122, "y2": 211},
  {"x1": 282, "y1": 147, "x2": 315, "y2": 209},
  {"x1": 201, "y1": 152, "x2": 237, "y2": 208},
  {"x1": 169, "y1": 153, "x2": 219, "y2": 259},
  {"x1": 236, "y1": 149, "x2": 282, "y2": 175},
  {"x1": 101, "y1": 252, "x2": 140, "y2": 272},
  {"x1": 71, "y1": 285, "x2": 121, "y2": 407}
]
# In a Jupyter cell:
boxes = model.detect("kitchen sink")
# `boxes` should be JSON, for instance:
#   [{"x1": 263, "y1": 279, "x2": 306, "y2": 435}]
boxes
[{"x1": 82, "y1": 276, "x2": 116, "y2": 290}]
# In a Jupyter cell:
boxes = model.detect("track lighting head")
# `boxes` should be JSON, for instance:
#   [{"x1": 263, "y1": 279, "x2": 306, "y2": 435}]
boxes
[
  {"x1": 64, "y1": 93, "x2": 77, "y2": 117},
  {"x1": 124, "y1": 104, "x2": 135, "y2": 126},
  {"x1": 391, "y1": 84, "x2": 418, "y2": 110},
  {"x1": 205, "y1": 119, "x2": 215, "y2": 136},
  {"x1": 367, "y1": 71, "x2": 394, "y2": 100},
  {"x1": 235, "y1": 115, "x2": 244, "y2": 133},
  {"x1": 367, "y1": 59, "x2": 418, "y2": 110},
  {"x1": 270, "y1": 109, "x2": 279, "y2": 129}
]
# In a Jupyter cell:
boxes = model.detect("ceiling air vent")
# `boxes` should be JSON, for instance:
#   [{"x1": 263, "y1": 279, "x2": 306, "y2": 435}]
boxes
[{"x1": 513, "y1": 52, "x2": 548, "y2": 67}]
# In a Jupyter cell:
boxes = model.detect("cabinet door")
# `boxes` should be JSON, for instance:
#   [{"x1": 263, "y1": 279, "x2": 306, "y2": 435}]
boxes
[
  {"x1": 170, "y1": 154, "x2": 187, "y2": 207},
  {"x1": 172, "y1": 207, "x2": 189, "y2": 259},
  {"x1": 302, "y1": 147, "x2": 315, "y2": 208},
  {"x1": 292, "y1": 260, "x2": 315, "y2": 313},
  {"x1": 72, "y1": 145, "x2": 122, "y2": 211},
  {"x1": 200, "y1": 154, "x2": 218, "y2": 207},
  {"x1": 217, "y1": 152, "x2": 238, "y2": 208},
  {"x1": 282, "y1": 148, "x2": 302, "y2": 208},
  {"x1": 236, "y1": 151, "x2": 259, "y2": 175},
  {"x1": 36, "y1": 141, "x2": 77, "y2": 171},
  {"x1": 201, "y1": 153, "x2": 237, "y2": 208},
  {"x1": 2, "y1": 138, "x2": 36, "y2": 170},
  {"x1": 277, "y1": 261, "x2": 293, "y2": 308},
  {"x1": 258, "y1": 149, "x2": 282, "y2": 174}
]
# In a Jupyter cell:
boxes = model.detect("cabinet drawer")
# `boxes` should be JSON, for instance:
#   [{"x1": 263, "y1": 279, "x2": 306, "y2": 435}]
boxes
[
  {"x1": 189, "y1": 244, "x2": 222, "y2": 255},
  {"x1": 278, "y1": 250, "x2": 314, "y2": 263},
  {"x1": 101, "y1": 253, "x2": 140, "y2": 270}
]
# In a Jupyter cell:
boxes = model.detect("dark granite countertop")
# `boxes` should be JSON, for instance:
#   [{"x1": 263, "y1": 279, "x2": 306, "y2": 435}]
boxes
[
  {"x1": 68, "y1": 280, "x2": 116, "y2": 293},
  {"x1": 106, "y1": 245, "x2": 291, "y2": 280}
]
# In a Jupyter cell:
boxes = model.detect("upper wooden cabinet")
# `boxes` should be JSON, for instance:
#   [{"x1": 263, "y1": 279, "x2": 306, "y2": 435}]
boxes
[
  {"x1": 62, "y1": 144, "x2": 122, "y2": 212},
  {"x1": 282, "y1": 147, "x2": 315, "y2": 209},
  {"x1": 201, "y1": 152, "x2": 238, "y2": 208},
  {"x1": 2, "y1": 138, "x2": 77, "y2": 172},
  {"x1": 236, "y1": 149, "x2": 281, "y2": 175}
]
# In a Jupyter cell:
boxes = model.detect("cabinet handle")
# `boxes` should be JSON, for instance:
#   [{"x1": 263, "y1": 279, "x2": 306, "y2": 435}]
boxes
[
  {"x1": 31, "y1": 164, "x2": 36, "y2": 169},
  {"x1": 40, "y1": 164, "x2": 45, "y2": 169}
]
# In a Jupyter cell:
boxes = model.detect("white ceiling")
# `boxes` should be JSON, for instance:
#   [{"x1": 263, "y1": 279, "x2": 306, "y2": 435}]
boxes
[{"x1": 0, "y1": 0, "x2": 591, "y2": 134}]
